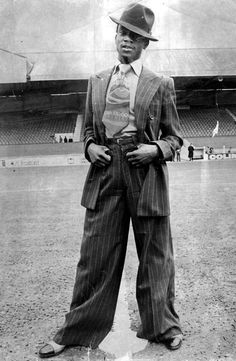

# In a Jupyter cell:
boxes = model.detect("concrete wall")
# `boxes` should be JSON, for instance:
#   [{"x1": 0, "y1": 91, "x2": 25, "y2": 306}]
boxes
[
  {"x1": 185, "y1": 136, "x2": 236, "y2": 150},
  {"x1": 0, "y1": 142, "x2": 84, "y2": 158}
]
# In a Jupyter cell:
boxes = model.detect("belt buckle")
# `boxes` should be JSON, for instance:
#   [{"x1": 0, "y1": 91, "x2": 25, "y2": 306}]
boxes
[{"x1": 116, "y1": 136, "x2": 133, "y2": 145}]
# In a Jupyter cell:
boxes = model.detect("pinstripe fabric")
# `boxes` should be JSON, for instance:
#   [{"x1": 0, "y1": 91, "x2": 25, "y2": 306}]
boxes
[
  {"x1": 137, "y1": 163, "x2": 170, "y2": 216},
  {"x1": 54, "y1": 145, "x2": 181, "y2": 348},
  {"x1": 54, "y1": 65, "x2": 183, "y2": 348},
  {"x1": 82, "y1": 67, "x2": 183, "y2": 215}
]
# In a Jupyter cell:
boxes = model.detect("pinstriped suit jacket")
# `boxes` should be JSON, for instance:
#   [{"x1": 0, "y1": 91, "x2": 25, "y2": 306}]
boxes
[{"x1": 81, "y1": 66, "x2": 183, "y2": 216}]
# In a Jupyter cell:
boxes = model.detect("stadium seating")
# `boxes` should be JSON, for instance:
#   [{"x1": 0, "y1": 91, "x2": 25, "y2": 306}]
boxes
[
  {"x1": 227, "y1": 106, "x2": 236, "y2": 117},
  {"x1": 1, "y1": 107, "x2": 236, "y2": 145},
  {"x1": 0, "y1": 112, "x2": 77, "y2": 145},
  {"x1": 179, "y1": 108, "x2": 236, "y2": 138}
]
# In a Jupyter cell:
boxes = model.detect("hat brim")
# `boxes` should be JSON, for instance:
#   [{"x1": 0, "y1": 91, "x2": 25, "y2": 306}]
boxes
[{"x1": 110, "y1": 16, "x2": 158, "y2": 42}]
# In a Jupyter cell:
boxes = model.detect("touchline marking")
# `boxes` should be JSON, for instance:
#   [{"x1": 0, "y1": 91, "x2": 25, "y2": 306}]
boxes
[
  {"x1": 0, "y1": 187, "x2": 78, "y2": 193},
  {"x1": 171, "y1": 182, "x2": 236, "y2": 186}
]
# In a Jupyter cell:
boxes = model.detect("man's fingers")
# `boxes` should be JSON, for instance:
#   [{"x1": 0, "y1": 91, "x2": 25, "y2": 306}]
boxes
[
  {"x1": 127, "y1": 156, "x2": 150, "y2": 166},
  {"x1": 94, "y1": 160, "x2": 107, "y2": 167},
  {"x1": 93, "y1": 153, "x2": 111, "y2": 167},
  {"x1": 126, "y1": 150, "x2": 138, "y2": 158},
  {"x1": 102, "y1": 154, "x2": 111, "y2": 162}
]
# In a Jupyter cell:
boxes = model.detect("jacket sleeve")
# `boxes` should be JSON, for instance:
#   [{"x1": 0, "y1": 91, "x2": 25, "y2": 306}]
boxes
[
  {"x1": 83, "y1": 76, "x2": 96, "y2": 162},
  {"x1": 151, "y1": 77, "x2": 183, "y2": 161}
]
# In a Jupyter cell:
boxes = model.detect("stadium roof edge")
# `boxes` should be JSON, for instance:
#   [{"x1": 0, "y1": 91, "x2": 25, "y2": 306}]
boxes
[{"x1": 25, "y1": 48, "x2": 236, "y2": 81}]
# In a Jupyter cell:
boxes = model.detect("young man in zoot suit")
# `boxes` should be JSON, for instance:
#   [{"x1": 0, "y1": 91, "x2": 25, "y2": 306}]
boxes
[{"x1": 39, "y1": 2, "x2": 183, "y2": 358}]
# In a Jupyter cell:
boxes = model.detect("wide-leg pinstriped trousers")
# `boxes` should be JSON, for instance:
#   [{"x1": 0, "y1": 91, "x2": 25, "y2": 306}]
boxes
[{"x1": 53, "y1": 143, "x2": 181, "y2": 348}]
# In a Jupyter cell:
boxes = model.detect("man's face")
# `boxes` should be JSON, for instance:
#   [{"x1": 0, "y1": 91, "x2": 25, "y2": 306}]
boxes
[{"x1": 115, "y1": 25, "x2": 148, "y2": 64}]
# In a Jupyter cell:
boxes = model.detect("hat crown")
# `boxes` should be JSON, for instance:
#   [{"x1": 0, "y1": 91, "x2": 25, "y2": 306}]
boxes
[
  {"x1": 120, "y1": 3, "x2": 154, "y2": 34},
  {"x1": 110, "y1": 3, "x2": 158, "y2": 41}
]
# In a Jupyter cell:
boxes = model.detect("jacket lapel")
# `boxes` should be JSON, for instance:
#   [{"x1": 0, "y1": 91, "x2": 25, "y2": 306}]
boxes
[
  {"x1": 135, "y1": 67, "x2": 163, "y2": 140},
  {"x1": 93, "y1": 66, "x2": 163, "y2": 143},
  {"x1": 93, "y1": 68, "x2": 114, "y2": 142}
]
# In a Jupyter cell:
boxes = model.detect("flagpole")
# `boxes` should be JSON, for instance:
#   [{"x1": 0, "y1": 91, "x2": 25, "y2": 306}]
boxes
[
  {"x1": 215, "y1": 76, "x2": 223, "y2": 111},
  {"x1": 213, "y1": 77, "x2": 223, "y2": 137}
]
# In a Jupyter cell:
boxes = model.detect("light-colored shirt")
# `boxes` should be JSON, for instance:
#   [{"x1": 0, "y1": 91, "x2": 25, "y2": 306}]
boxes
[{"x1": 105, "y1": 58, "x2": 142, "y2": 137}]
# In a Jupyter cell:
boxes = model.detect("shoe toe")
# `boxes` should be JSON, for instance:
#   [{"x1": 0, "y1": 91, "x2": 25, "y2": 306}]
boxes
[
  {"x1": 38, "y1": 342, "x2": 65, "y2": 358},
  {"x1": 164, "y1": 334, "x2": 183, "y2": 350},
  {"x1": 39, "y1": 344, "x2": 54, "y2": 358}
]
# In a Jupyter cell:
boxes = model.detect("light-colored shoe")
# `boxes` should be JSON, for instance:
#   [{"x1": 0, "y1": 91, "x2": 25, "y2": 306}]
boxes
[
  {"x1": 38, "y1": 340, "x2": 66, "y2": 358},
  {"x1": 163, "y1": 334, "x2": 183, "y2": 350}
]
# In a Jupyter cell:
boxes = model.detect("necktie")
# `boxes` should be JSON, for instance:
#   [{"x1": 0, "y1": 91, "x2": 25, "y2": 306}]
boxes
[{"x1": 102, "y1": 64, "x2": 131, "y2": 137}]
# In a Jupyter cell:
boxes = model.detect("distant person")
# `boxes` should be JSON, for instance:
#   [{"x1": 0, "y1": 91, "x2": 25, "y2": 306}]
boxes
[
  {"x1": 59, "y1": 136, "x2": 63, "y2": 143},
  {"x1": 50, "y1": 135, "x2": 57, "y2": 143},
  {"x1": 64, "y1": 136, "x2": 68, "y2": 143},
  {"x1": 176, "y1": 148, "x2": 181, "y2": 162},
  {"x1": 188, "y1": 143, "x2": 194, "y2": 161}
]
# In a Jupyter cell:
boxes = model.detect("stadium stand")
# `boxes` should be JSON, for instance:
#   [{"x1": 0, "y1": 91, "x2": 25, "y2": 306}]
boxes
[
  {"x1": 226, "y1": 106, "x2": 236, "y2": 118},
  {"x1": 0, "y1": 112, "x2": 77, "y2": 145},
  {"x1": 179, "y1": 107, "x2": 236, "y2": 138},
  {"x1": 1, "y1": 107, "x2": 236, "y2": 146}
]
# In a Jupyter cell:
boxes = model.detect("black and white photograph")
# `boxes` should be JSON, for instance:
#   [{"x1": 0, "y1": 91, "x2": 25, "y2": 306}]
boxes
[{"x1": 0, "y1": 1, "x2": 235, "y2": 360}]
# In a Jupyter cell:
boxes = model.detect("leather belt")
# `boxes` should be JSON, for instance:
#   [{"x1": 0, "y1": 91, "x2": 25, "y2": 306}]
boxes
[{"x1": 105, "y1": 135, "x2": 138, "y2": 146}]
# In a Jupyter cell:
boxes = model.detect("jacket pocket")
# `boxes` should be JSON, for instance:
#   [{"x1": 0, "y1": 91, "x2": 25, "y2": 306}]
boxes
[
  {"x1": 81, "y1": 165, "x2": 103, "y2": 210},
  {"x1": 137, "y1": 163, "x2": 170, "y2": 216}
]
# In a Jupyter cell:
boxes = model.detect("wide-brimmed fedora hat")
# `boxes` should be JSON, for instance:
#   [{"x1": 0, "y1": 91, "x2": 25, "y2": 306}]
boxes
[{"x1": 110, "y1": 3, "x2": 158, "y2": 42}]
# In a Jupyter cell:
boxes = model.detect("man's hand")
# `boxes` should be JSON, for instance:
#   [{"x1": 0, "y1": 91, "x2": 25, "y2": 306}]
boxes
[
  {"x1": 87, "y1": 143, "x2": 111, "y2": 167},
  {"x1": 126, "y1": 144, "x2": 158, "y2": 167}
]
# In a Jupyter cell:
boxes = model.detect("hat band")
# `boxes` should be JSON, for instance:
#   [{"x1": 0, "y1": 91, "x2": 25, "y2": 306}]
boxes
[{"x1": 110, "y1": 16, "x2": 158, "y2": 41}]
